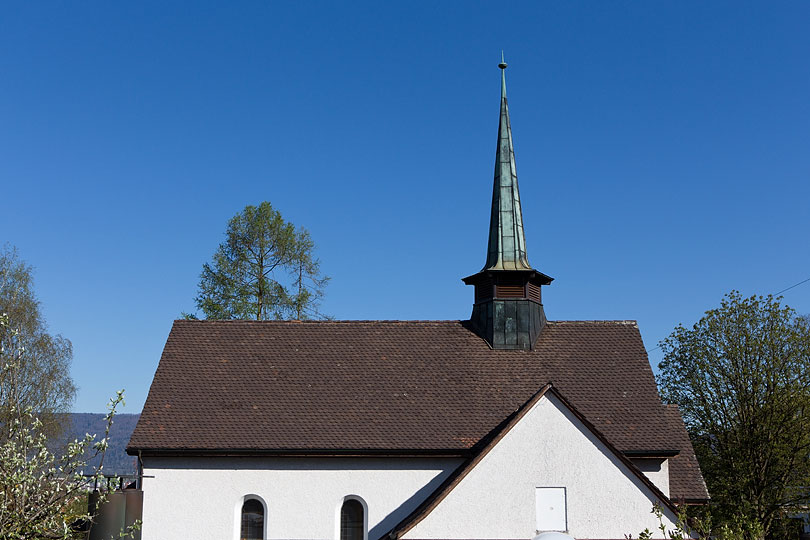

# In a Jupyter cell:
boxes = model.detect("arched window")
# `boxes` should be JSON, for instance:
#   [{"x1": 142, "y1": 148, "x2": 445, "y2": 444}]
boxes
[
  {"x1": 340, "y1": 498, "x2": 364, "y2": 540},
  {"x1": 240, "y1": 498, "x2": 264, "y2": 540}
]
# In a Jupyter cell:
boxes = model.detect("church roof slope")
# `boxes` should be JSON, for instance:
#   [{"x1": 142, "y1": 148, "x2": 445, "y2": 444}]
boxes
[
  {"x1": 663, "y1": 404, "x2": 710, "y2": 502},
  {"x1": 128, "y1": 319, "x2": 674, "y2": 455}
]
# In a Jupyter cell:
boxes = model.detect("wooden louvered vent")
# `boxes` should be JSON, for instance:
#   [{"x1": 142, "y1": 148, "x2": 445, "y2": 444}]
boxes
[
  {"x1": 527, "y1": 282, "x2": 542, "y2": 303},
  {"x1": 475, "y1": 279, "x2": 494, "y2": 302},
  {"x1": 495, "y1": 284, "x2": 526, "y2": 298}
]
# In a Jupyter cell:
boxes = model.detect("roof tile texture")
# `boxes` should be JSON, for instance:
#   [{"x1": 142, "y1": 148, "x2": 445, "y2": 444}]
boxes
[
  {"x1": 128, "y1": 319, "x2": 705, "y2": 500},
  {"x1": 663, "y1": 404, "x2": 710, "y2": 501},
  {"x1": 132, "y1": 319, "x2": 670, "y2": 451}
]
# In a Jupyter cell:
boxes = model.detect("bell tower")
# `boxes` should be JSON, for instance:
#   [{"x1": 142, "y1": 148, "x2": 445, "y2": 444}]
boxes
[{"x1": 463, "y1": 56, "x2": 553, "y2": 350}]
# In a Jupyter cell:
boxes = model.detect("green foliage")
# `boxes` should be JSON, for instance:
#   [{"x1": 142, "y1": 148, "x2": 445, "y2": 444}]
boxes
[
  {"x1": 658, "y1": 291, "x2": 810, "y2": 538},
  {"x1": 0, "y1": 245, "x2": 75, "y2": 437},
  {"x1": 1, "y1": 311, "x2": 139, "y2": 539},
  {"x1": 628, "y1": 503, "x2": 764, "y2": 540},
  {"x1": 190, "y1": 202, "x2": 329, "y2": 320}
]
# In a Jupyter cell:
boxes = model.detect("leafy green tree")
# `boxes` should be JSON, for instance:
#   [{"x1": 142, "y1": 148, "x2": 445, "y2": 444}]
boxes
[
  {"x1": 658, "y1": 291, "x2": 810, "y2": 538},
  {"x1": 190, "y1": 202, "x2": 329, "y2": 320},
  {"x1": 0, "y1": 245, "x2": 75, "y2": 437},
  {"x1": 629, "y1": 503, "x2": 763, "y2": 540}
]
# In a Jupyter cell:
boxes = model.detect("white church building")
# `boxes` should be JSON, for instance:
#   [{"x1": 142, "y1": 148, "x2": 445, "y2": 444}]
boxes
[{"x1": 128, "y1": 61, "x2": 708, "y2": 540}]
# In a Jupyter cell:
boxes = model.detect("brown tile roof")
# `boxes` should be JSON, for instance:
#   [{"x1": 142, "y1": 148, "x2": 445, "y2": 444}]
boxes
[
  {"x1": 663, "y1": 404, "x2": 710, "y2": 502},
  {"x1": 131, "y1": 319, "x2": 670, "y2": 452},
  {"x1": 127, "y1": 319, "x2": 705, "y2": 498}
]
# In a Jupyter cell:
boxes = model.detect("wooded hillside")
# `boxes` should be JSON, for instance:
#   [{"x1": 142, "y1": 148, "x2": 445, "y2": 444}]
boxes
[{"x1": 55, "y1": 413, "x2": 140, "y2": 476}]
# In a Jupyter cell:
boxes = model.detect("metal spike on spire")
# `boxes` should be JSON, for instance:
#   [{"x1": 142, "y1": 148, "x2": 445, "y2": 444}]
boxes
[
  {"x1": 498, "y1": 51, "x2": 508, "y2": 98},
  {"x1": 483, "y1": 55, "x2": 532, "y2": 271}
]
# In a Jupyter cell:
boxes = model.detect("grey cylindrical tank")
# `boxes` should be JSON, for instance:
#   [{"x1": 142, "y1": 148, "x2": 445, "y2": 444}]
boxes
[
  {"x1": 124, "y1": 490, "x2": 143, "y2": 540},
  {"x1": 89, "y1": 491, "x2": 126, "y2": 540},
  {"x1": 89, "y1": 489, "x2": 143, "y2": 540}
]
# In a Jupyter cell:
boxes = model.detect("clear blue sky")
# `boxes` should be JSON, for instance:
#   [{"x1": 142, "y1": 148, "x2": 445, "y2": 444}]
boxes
[{"x1": 2, "y1": 1, "x2": 808, "y2": 413}]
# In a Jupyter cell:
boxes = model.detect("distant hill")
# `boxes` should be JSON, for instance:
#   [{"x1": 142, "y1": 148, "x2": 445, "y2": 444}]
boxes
[{"x1": 54, "y1": 413, "x2": 140, "y2": 476}]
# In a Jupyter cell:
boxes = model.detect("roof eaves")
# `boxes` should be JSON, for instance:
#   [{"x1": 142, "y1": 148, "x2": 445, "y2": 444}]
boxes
[
  {"x1": 623, "y1": 449, "x2": 681, "y2": 458},
  {"x1": 127, "y1": 447, "x2": 469, "y2": 458}
]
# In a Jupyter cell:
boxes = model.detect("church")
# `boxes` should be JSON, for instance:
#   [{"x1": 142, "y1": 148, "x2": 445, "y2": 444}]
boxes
[{"x1": 127, "y1": 60, "x2": 708, "y2": 540}]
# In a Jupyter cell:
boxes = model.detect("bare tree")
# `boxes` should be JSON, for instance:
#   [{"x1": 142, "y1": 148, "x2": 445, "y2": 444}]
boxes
[{"x1": 0, "y1": 245, "x2": 75, "y2": 438}]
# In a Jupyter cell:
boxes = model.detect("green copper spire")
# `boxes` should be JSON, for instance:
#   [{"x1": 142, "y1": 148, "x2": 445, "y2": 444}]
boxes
[
  {"x1": 462, "y1": 58, "x2": 553, "y2": 350},
  {"x1": 483, "y1": 55, "x2": 532, "y2": 271}
]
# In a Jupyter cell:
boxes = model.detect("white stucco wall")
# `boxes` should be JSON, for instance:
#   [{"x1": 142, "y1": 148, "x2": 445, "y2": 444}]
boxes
[
  {"x1": 140, "y1": 456, "x2": 462, "y2": 540},
  {"x1": 402, "y1": 393, "x2": 679, "y2": 540},
  {"x1": 630, "y1": 458, "x2": 670, "y2": 497}
]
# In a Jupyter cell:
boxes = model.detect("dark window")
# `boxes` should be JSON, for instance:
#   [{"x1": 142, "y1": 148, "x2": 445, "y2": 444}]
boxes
[
  {"x1": 240, "y1": 498, "x2": 264, "y2": 540},
  {"x1": 340, "y1": 499, "x2": 364, "y2": 540}
]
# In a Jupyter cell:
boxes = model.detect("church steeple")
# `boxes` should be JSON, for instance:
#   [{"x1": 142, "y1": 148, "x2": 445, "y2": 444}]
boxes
[
  {"x1": 463, "y1": 57, "x2": 553, "y2": 350},
  {"x1": 484, "y1": 53, "x2": 532, "y2": 272}
]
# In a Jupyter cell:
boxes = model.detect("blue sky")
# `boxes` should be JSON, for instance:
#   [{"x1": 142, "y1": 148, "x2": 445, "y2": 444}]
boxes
[{"x1": 2, "y1": 1, "x2": 808, "y2": 413}]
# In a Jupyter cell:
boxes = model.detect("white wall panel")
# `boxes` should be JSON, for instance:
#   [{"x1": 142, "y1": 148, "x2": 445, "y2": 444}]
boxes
[
  {"x1": 535, "y1": 487, "x2": 566, "y2": 532},
  {"x1": 140, "y1": 456, "x2": 462, "y2": 540}
]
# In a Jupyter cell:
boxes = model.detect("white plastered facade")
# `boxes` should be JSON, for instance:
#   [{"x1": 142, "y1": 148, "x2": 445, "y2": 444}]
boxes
[
  {"x1": 140, "y1": 456, "x2": 462, "y2": 540},
  {"x1": 402, "y1": 393, "x2": 679, "y2": 540},
  {"x1": 140, "y1": 394, "x2": 678, "y2": 540},
  {"x1": 630, "y1": 458, "x2": 670, "y2": 497}
]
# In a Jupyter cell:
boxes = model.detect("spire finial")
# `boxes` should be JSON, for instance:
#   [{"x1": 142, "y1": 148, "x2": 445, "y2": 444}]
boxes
[
  {"x1": 498, "y1": 52, "x2": 508, "y2": 98},
  {"x1": 498, "y1": 50, "x2": 507, "y2": 70}
]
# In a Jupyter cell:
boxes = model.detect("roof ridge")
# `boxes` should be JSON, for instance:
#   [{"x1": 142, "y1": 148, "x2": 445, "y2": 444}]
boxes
[
  {"x1": 551, "y1": 319, "x2": 638, "y2": 325},
  {"x1": 173, "y1": 319, "x2": 466, "y2": 324},
  {"x1": 172, "y1": 319, "x2": 638, "y2": 325}
]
